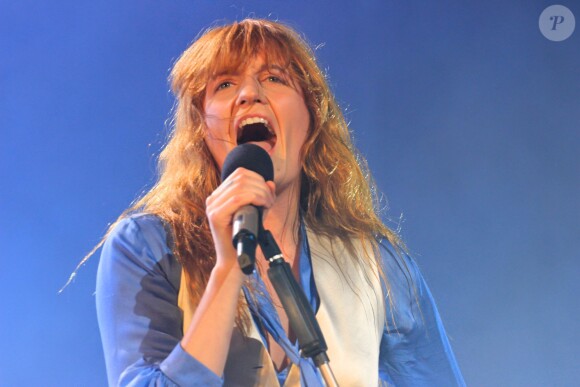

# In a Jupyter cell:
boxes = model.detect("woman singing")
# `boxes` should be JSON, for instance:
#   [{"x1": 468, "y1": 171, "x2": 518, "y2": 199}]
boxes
[{"x1": 95, "y1": 18, "x2": 465, "y2": 386}]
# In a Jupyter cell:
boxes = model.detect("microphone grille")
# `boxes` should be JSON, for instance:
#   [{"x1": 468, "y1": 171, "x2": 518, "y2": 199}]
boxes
[{"x1": 221, "y1": 144, "x2": 274, "y2": 182}]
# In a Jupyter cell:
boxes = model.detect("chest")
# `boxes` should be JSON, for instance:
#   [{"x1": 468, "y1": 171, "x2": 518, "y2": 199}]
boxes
[{"x1": 179, "y1": 232, "x2": 386, "y2": 385}]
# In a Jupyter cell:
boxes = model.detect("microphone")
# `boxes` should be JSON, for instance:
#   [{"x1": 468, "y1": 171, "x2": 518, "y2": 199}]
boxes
[{"x1": 221, "y1": 144, "x2": 274, "y2": 274}]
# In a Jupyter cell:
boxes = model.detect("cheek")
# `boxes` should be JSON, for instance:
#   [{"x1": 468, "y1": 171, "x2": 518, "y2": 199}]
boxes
[
  {"x1": 204, "y1": 116, "x2": 220, "y2": 137},
  {"x1": 201, "y1": 119, "x2": 227, "y2": 169},
  {"x1": 203, "y1": 101, "x2": 219, "y2": 129},
  {"x1": 203, "y1": 101, "x2": 230, "y2": 140},
  {"x1": 293, "y1": 101, "x2": 311, "y2": 144},
  {"x1": 203, "y1": 136, "x2": 226, "y2": 171}
]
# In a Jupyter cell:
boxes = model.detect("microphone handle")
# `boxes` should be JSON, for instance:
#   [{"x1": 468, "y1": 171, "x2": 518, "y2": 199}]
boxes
[
  {"x1": 235, "y1": 233, "x2": 257, "y2": 274},
  {"x1": 232, "y1": 206, "x2": 261, "y2": 274}
]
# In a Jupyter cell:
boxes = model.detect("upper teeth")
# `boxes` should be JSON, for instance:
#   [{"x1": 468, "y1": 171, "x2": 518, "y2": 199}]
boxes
[{"x1": 239, "y1": 117, "x2": 270, "y2": 130}]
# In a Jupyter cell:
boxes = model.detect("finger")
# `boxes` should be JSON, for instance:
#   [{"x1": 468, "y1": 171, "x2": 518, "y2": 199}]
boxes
[
  {"x1": 207, "y1": 183, "x2": 274, "y2": 214},
  {"x1": 207, "y1": 168, "x2": 262, "y2": 203},
  {"x1": 206, "y1": 179, "x2": 275, "y2": 225},
  {"x1": 207, "y1": 169, "x2": 274, "y2": 208},
  {"x1": 266, "y1": 181, "x2": 276, "y2": 195},
  {"x1": 207, "y1": 188, "x2": 275, "y2": 223}
]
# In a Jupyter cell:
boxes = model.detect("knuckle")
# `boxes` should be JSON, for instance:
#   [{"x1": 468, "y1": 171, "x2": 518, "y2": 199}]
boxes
[{"x1": 230, "y1": 194, "x2": 244, "y2": 206}]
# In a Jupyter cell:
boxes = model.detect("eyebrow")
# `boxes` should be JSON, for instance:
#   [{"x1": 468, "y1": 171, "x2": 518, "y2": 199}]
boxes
[{"x1": 210, "y1": 63, "x2": 287, "y2": 80}]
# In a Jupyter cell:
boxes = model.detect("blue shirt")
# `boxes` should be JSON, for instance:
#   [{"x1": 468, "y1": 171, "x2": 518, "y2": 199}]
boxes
[{"x1": 96, "y1": 214, "x2": 465, "y2": 386}]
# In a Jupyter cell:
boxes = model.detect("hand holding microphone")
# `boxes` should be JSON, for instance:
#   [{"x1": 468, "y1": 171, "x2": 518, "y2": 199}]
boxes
[
  {"x1": 210, "y1": 144, "x2": 274, "y2": 274},
  {"x1": 212, "y1": 145, "x2": 336, "y2": 384}
]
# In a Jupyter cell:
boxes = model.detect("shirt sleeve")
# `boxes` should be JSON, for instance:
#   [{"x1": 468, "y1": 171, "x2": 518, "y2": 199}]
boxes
[
  {"x1": 378, "y1": 241, "x2": 465, "y2": 387},
  {"x1": 96, "y1": 215, "x2": 223, "y2": 387}
]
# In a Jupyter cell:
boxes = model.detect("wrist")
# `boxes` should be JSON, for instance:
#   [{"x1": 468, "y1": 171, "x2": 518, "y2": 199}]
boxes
[{"x1": 212, "y1": 260, "x2": 245, "y2": 285}]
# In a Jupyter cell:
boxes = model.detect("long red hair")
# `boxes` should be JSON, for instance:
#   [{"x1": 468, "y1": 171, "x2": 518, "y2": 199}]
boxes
[{"x1": 68, "y1": 19, "x2": 402, "y2": 331}]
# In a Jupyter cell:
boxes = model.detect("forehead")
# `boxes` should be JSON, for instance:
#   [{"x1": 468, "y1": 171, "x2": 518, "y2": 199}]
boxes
[
  {"x1": 206, "y1": 35, "x2": 292, "y2": 79},
  {"x1": 210, "y1": 56, "x2": 287, "y2": 78}
]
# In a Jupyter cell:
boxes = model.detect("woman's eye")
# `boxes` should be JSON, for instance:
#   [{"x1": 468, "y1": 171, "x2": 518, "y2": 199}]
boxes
[
  {"x1": 266, "y1": 75, "x2": 285, "y2": 84},
  {"x1": 216, "y1": 81, "x2": 232, "y2": 91}
]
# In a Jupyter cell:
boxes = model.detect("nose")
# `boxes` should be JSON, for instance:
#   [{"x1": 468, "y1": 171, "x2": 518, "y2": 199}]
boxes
[{"x1": 236, "y1": 77, "x2": 264, "y2": 106}]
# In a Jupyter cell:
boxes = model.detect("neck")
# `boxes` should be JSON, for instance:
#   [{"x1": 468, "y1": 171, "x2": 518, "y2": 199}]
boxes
[{"x1": 261, "y1": 180, "x2": 301, "y2": 263}]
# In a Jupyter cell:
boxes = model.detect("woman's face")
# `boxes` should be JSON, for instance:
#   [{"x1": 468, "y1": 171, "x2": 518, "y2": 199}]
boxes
[{"x1": 203, "y1": 56, "x2": 310, "y2": 193}]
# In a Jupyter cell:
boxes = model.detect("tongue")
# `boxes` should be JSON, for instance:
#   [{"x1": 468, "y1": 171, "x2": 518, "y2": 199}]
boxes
[{"x1": 248, "y1": 141, "x2": 274, "y2": 153}]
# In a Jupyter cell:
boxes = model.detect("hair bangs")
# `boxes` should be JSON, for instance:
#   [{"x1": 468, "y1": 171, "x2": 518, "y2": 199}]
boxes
[{"x1": 206, "y1": 21, "x2": 295, "y2": 82}]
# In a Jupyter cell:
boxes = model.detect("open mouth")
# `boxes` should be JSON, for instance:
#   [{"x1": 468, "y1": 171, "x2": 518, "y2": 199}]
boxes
[{"x1": 237, "y1": 117, "x2": 276, "y2": 146}]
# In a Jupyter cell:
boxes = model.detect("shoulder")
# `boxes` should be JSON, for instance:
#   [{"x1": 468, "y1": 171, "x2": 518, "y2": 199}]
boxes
[
  {"x1": 101, "y1": 213, "x2": 179, "y2": 283},
  {"x1": 106, "y1": 213, "x2": 171, "y2": 254},
  {"x1": 376, "y1": 238, "x2": 418, "y2": 286},
  {"x1": 375, "y1": 237, "x2": 427, "y2": 327},
  {"x1": 109, "y1": 212, "x2": 168, "y2": 239}
]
